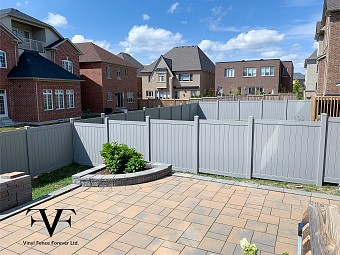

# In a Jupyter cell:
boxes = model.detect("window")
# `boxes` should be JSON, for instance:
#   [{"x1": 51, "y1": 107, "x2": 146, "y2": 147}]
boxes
[
  {"x1": 282, "y1": 67, "x2": 288, "y2": 77},
  {"x1": 106, "y1": 66, "x2": 111, "y2": 79},
  {"x1": 146, "y1": 91, "x2": 154, "y2": 97},
  {"x1": 174, "y1": 91, "x2": 180, "y2": 99},
  {"x1": 12, "y1": 29, "x2": 18, "y2": 36},
  {"x1": 0, "y1": 51, "x2": 7, "y2": 68},
  {"x1": 115, "y1": 92, "x2": 125, "y2": 108},
  {"x1": 148, "y1": 74, "x2": 152, "y2": 83},
  {"x1": 243, "y1": 67, "x2": 256, "y2": 77},
  {"x1": 158, "y1": 73, "x2": 165, "y2": 82},
  {"x1": 127, "y1": 92, "x2": 134, "y2": 103},
  {"x1": 66, "y1": 90, "x2": 75, "y2": 108},
  {"x1": 224, "y1": 68, "x2": 234, "y2": 78},
  {"x1": 24, "y1": 31, "x2": 30, "y2": 39},
  {"x1": 43, "y1": 89, "x2": 53, "y2": 111},
  {"x1": 260, "y1": 67, "x2": 274, "y2": 76},
  {"x1": 107, "y1": 91, "x2": 113, "y2": 101},
  {"x1": 62, "y1": 60, "x2": 73, "y2": 73},
  {"x1": 55, "y1": 90, "x2": 64, "y2": 110},
  {"x1": 247, "y1": 87, "x2": 264, "y2": 95},
  {"x1": 178, "y1": 73, "x2": 193, "y2": 81},
  {"x1": 191, "y1": 90, "x2": 199, "y2": 97},
  {"x1": 117, "y1": 67, "x2": 121, "y2": 79},
  {"x1": 217, "y1": 87, "x2": 223, "y2": 96},
  {"x1": 125, "y1": 68, "x2": 128, "y2": 76},
  {"x1": 156, "y1": 91, "x2": 169, "y2": 99}
]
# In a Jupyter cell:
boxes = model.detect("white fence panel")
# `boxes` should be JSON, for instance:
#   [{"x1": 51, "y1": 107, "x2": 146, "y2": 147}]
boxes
[
  {"x1": 127, "y1": 110, "x2": 145, "y2": 121},
  {"x1": 198, "y1": 102, "x2": 216, "y2": 119},
  {"x1": 240, "y1": 101, "x2": 262, "y2": 120},
  {"x1": 262, "y1": 101, "x2": 286, "y2": 120},
  {"x1": 287, "y1": 100, "x2": 311, "y2": 121},
  {"x1": 324, "y1": 118, "x2": 340, "y2": 183},
  {"x1": 219, "y1": 101, "x2": 239, "y2": 120}
]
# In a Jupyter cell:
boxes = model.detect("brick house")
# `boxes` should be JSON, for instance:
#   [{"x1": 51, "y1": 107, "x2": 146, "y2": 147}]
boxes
[
  {"x1": 0, "y1": 8, "x2": 82, "y2": 124},
  {"x1": 315, "y1": 0, "x2": 340, "y2": 95},
  {"x1": 215, "y1": 59, "x2": 294, "y2": 95},
  {"x1": 117, "y1": 52, "x2": 144, "y2": 99},
  {"x1": 140, "y1": 46, "x2": 215, "y2": 99},
  {"x1": 75, "y1": 42, "x2": 138, "y2": 114}
]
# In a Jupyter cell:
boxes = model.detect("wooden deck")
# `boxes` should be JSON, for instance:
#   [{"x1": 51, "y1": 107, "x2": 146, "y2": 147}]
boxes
[{"x1": 311, "y1": 96, "x2": 340, "y2": 120}]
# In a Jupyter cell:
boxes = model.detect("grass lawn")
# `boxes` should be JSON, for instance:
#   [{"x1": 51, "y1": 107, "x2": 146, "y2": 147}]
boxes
[
  {"x1": 179, "y1": 171, "x2": 340, "y2": 196},
  {"x1": 0, "y1": 126, "x2": 25, "y2": 132},
  {"x1": 32, "y1": 164, "x2": 91, "y2": 199}
]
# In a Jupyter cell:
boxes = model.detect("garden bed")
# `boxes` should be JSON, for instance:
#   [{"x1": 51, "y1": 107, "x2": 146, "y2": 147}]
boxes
[{"x1": 72, "y1": 162, "x2": 172, "y2": 187}]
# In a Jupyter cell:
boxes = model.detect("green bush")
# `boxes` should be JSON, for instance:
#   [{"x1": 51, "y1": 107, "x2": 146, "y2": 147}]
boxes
[{"x1": 100, "y1": 142, "x2": 146, "y2": 174}]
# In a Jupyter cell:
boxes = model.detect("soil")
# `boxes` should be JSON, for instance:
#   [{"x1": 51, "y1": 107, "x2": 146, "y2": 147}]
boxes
[{"x1": 96, "y1": 166, "x2": 152, "y2": 175}]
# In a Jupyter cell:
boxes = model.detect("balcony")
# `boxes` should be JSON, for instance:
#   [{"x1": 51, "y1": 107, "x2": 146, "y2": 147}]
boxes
[{"x1": 18, "y1": 38, "x2": 45, "y2": 53}]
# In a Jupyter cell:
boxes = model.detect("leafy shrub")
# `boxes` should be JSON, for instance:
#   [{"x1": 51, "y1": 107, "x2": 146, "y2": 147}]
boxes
[
  {"x1": 100, "y1": 142, "x2": 145, "y2": 174},
  {"x1": 240, "y1": 238, "x2": 258, "y2": 255}
]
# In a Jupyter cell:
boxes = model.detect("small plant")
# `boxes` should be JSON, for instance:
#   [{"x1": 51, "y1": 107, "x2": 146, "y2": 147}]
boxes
[
  {"x1": 100, "y1": 142, "x2": 145, "y2": 174},
  {"x1": 240, "y1": 238, "x2": 258, "y2": 255}
]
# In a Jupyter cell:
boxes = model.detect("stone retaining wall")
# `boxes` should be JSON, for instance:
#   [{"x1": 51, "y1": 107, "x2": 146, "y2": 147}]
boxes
[{"x1": 0, "y1": 172, "x2": 32, "y2": 213}]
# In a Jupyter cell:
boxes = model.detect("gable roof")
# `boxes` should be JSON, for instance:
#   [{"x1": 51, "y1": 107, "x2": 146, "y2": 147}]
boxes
[
  {"x1": 304, "y1": 50, "x2": 317, "y2": 67},
  {"x1": 75, "y1": 42, "x2": 136, "y2": 68},
  {"x1": 45, "y1": 38, "x2": 82, "y2": 55},
  {"x1": 307, "y1": 50, "x2": 317, "y2": 60},
  {"x1": 141, "y1": 46, "x2": 215, "y2": 73},
  {"x1": 7, "y1": 50, "x2": 81, "y2": 81},
  {"x1": 117, "y1": 52, "x2": 144, "y2": 70},
  {"x1": 293, "y1": 73, "x2": 305, "y2": 80},
  {"x1": 0, "y1": 8, "x2": 63, "y2": 38}
]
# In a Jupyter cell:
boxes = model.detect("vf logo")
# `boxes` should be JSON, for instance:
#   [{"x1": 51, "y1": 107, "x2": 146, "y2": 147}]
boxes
[{"x1": 26, "y1": 209, "x2": 76, "y2": 237}]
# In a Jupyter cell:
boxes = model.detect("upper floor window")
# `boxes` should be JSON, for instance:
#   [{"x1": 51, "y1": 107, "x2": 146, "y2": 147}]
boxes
[
  {"x1": 107, "y1": 91, "x2": 113, "y2": 101},
  {"x1": 127, "y1": 92, "x2": 134, "y2": 103},
  {"x1": 158, "y1": 73, "x2": 165, "y2": 82},
  {"x1": 224, "y1": 68, "x2": 234, "y2": 78},
  {"x1": 106, "y1": 66, "x2": 111, "y2": 79},
  {"x1": 282, "y1": 67, "x2": 288, "y2": 77},
  {"x1": 146, "y1": 91, "x2": 154, "y2": 97},
  {"x1": 24, "y1": 31, "x2": 30, "y2": 39},
  {"x1": 243, "y1": 67, "x2": 256, "y2": 77},
  {"x1": 55, "y1": 90, "x2": 64, "y2": 110},
  {"x1": 0, "y1": 51, "x2": 7, "y2": 68},
  {"x1": 117, "y1": 67, "x2": 121, "y2": 79},
  {"x1": 62, "y1": 60, "x2": 73, "y2": 73},
  {"x1": 178, "y1": 73, "x2": 193, "y2": 81},
  {"x1": 148, "y1": 74, "x2": 152, "y2": 83},
  {"x1": 12, "y1": 29, "x2": 18, "y2": 36},
  {"x1": 260, "y1": 67, "x2": 274, "y2": 76},
  {"x1": 125, "y1": 68, "x2": 128, "y2": 76}
]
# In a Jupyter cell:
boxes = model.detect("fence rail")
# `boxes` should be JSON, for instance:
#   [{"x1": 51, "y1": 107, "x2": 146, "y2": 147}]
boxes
[
  {"x1": 190, "y1": 93, "x2": 298, "y2": 102},
  {"x1": 311, "y1": 96, "x2": 340, "y2": 120}
]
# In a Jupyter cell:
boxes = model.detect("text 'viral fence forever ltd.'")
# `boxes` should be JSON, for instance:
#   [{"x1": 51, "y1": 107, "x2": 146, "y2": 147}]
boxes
[{"x1": 0, "y1": 102, "x2": 338, "y2": 187}]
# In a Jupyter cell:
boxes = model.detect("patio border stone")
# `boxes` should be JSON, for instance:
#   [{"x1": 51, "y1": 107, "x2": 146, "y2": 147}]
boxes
[{"x1": 72, "y1": 163, "x2": 172, "y2": 187}]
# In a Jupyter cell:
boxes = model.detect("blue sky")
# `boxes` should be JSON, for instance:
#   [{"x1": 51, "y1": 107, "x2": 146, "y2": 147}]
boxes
[{"x1": 2, "y1": 0, "x2": 323, "y2": 73}]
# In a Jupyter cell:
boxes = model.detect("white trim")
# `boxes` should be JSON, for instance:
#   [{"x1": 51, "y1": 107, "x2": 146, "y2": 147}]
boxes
[
  {"x1": 0, "y1": 90, "x2": 8, "y2": 118},
  {"x1": 0, "y1": 50, "x2": 7, "y2": 68},
  {"x1": 43, "y1": 89, "x2": 53, "y2": 111},
  {"x1": 55, "y1": 90, "x2": 65, "y2": 110},
  {"x1": 62, "y1": 60, "x2": 73, "y2": 74}
]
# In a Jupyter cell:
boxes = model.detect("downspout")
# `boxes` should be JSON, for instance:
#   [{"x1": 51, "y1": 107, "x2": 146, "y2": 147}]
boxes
[
  {"x1": 14, "y1": 43, "x2": 18, "y2": 66},
  {"x1": 35, "y1": 80, "x2": 40, "y2": 122}
]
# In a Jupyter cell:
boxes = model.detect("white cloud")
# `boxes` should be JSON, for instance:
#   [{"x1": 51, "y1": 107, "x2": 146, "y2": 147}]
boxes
[
  {"x1": 43, "y1": 12, "x2": 68, "y2": 28},
  {"x1": 202, "y1": 5, "x2": 234, "y2": 32},
  {"x1": 142, "y1": 14, "x2": 150, "y2": 20},
  {"x1": 119, "y1": 25, "x2": 184, "y2": 57},
  {"x1": 286, "y1": 21, "x2": 316, "y2": 39},
  {"x1": 71, "y1": 34, "x2": 113, "y2": 52},
  {"x1": 167, "y1": 2, "x2": 179, "y2": 14},
  {"x1": 16, "y1": 1, "x2": 28, "y2": 6},
  {"x1": 181, "y1": 20, "x2": 188, "y2": 25}
]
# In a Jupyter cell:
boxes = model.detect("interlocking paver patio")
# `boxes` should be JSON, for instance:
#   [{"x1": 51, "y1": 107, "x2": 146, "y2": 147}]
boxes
[{"x1": 2, "y1": 175, "x2": 340, "y2": 254}]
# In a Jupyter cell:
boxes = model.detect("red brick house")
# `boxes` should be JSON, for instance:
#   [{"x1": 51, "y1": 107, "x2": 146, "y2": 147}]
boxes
[
  {"x1": 0, "y1": 8, "x2": 82, "y2": 124},
  {"x1": 75, "y1": 42, "x2": 138, "y2": 114}
]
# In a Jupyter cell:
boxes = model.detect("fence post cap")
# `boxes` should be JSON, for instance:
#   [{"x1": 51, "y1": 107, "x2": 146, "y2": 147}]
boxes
[
  {"x1": 101, "y1": 113, "x2": 105, "y2": 118},
  {"x1": 24, "y1": 125, "x2": 30, "y2": 129}
]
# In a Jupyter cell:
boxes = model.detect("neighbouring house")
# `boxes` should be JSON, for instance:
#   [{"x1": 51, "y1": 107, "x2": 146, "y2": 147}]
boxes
[
  {"x1": 215, "y1": 59, "x2": 294, "y2": 95},
  {"x1": 0, "y1": 8, "x2": 82, "y2": 124},
  {"x1": 75, "y1": 42, "x2": 138, "y2": 114},
  {"x1": 304, "y1": 50, "x2": 318, "y2": 99},
  {"x1": 140, "y1": 46, "x2": 215, "y2": 99},
  {"x1": 117, "y1": 52, "x2": 144, "y2": 99},
  {"x1": 293, "y1": 73, "x2": 305, "y2": 87},
  {"x1": 315, "y1": 0, "x2": 340, "y2": 95}
]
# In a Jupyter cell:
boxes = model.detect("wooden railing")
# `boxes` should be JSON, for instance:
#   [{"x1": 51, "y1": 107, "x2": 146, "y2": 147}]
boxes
[{"x1": 311, "y1": 95, "x2": 340, "y2": 120}]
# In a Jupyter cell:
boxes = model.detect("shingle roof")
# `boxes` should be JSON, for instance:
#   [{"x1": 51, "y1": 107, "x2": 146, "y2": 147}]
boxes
[
  {"x1": 117, "y1": 52, "x2": 144, "y2": 70},
  {"x1": 293, "y1": 73, "x2": 305, "y2": 80},
  {"x1": 7, "y1": 50, "x2": 81, "y2": 81},
  {"x1": 307, "y1": 50, "x2": 317, "y2": 60},
  {"x1": 304, "y1": 50, "x2": 318, "y2": 68},
  {"x1": 141, "y1": 46, "x2": 215, "y2": 73},
  {"x1": 75, "y1": 42, "x2": 136, "y2": 68},
  {"x1": 326, "y1": 0, "x2": 340, "y2": 12}
]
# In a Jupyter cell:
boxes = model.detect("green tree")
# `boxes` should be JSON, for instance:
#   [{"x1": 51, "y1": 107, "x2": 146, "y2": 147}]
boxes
[{"x1": 293, "y1": 79, "x2": 300, "y2": 93}]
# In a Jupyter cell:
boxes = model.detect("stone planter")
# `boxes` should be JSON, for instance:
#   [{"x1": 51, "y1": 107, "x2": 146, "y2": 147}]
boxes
[{"x1": 72, "y1": 162, "x2": 172, "y2": 187}]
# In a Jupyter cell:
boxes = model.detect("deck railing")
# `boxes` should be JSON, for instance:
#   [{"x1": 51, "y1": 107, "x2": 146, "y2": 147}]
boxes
[
  {"x1": 18, "y1": 38, "x2": 45, "y2": 53},
  {"x1": 311, "y1": 95, "x2": 340, "y2": 120}
]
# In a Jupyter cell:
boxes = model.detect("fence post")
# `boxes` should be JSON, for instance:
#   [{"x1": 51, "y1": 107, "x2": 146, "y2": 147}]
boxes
[
  {"x1": 70, "y1": 118, "x2": 75, "y2": 163},
  {"x1": 101, "y1": 113, "x2": 105, "y2": 124},
  {"x1": 24, "y1": 126, "x2": 31, "y2": 175},
  {"x1": 260, "y1": 99, "x2": 263, "y2": 119},
  {"x1": 180, "y1": 103, "x2": 183, "y2": 120},
  {"x1": 316, "y1": 113, "x2": 328, "y2": 186},
  {"x1": 246, "y1": 116, "x2": 254, "y2": 179},
  {"x1": 170, "y1": 105, "x2": 173, "y2": 120},
  {"x1": 143, "y1": 107, "x2": 146, "y2": 121},
  {"x1": 193, "y1": 115, "x2": 199, "y2": 174},
  {"x1": 285, "y1": 99, "x2": 288, "y2": 120},
  {"x1": 124, "y1": 109, "x2": 128, "y2": 121},
  {"x1": 238, "y1": 100, "x2": 241, "y2": 121},
  {"x1": 145, "y1": 116, "x2": 151, "y2": 161},
  {"x1": 158, "y1": 105, "x2": 161, "y2": 119},
  {"x1": 104, "y1": 117, "x2": 109, "y2": 143},
  {"x1": 216, "y1": 100, "x2": 220, "y2": 120}
]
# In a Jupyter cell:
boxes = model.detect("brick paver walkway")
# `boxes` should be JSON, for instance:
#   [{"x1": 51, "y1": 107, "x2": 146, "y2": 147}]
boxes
[{"x1": 1, "y1": 175, "x2": 339, "y2": 255}]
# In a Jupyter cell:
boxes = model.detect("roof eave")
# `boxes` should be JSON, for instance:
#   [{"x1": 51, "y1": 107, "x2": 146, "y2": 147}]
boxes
[{"x1": 7, "y1": 77, "x2": 83, "y2": 82}]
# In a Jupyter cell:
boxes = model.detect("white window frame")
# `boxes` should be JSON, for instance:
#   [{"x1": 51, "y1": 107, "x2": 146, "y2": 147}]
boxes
[
  {"x1": 0, "y1": 50, "x2": 7, "y2": 68},
  {"x1": 66, "y1": 90, "x2": 75, "y2": 109},
  {"x1": 107, "y1": 91, "x2": 113, "y2": 101},
  {"x1": 146, "y1": 91, "x2": 154, "y2": 97},
  {"x1": 117, "y1": 67, "x2": 122, "y2": 80},
  {"x1": 247, "y1": 87, "x2": 264, "y2": 95},
  {"x1": 224, "y1": 68, "x2": 234, "y2": 78},
  {"x1": 106, "y1": 66, "x2": 111, "y2": 79},
  {"x1": 115, "y1": 92, "x2": 125, "y2": 108},
  {"x1": 243, "y1": 67, "x2": 257, "y2": 77},
  {"x1": 260, "y1": 67, "x2": 275, "y2": 76},
  {"x1": 43, "y1": 89, "x2": 53, "y2": 111},
  {"x1": 55, "y1": 90, "x2": 64, "y2": 110},
  {"x1": 178, "y1": 73, "x2": 193, "y2": 81},
  {"x1": 158, "y1": 73, "x2": 165, "y2": 82},
  {"x1": 191, "y1": 90, "x2": 199, "y2": 97},
  {"x1": 127, "y1": 92, "x2": 134, "y2": 103},
  {"x1": 156, "y1": 91, "x2": 170, "y2": 99},
  {"x1": 62, "y1": 60, "x2": 73, "y2": 73}
]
